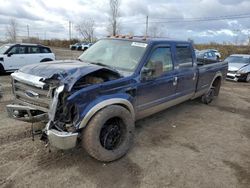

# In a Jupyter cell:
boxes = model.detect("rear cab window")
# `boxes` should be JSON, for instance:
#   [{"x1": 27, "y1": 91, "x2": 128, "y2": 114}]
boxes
[{"x1": 175, "y1": 44, "x2": 193, "y2": 69}]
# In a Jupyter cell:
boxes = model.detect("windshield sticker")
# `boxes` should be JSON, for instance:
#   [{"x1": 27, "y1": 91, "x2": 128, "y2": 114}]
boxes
[{"x1": 131, "y1": 42, "x2": 147, "y2": 48}]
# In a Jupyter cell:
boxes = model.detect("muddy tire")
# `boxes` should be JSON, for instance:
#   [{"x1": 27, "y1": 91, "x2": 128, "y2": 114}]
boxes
[
  {"x1": 201, "y1": 87, "x2": 215, "y2": 104},
  {"x1": 82, "y1": 105, "x2": 134, "y2": 162}
]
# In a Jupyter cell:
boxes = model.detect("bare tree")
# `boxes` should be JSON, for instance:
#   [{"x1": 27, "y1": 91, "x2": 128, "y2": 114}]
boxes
[
  {"x1": 6, "y1": 18, "x2": 18, "y2": 42},
  {"x1": 108, "y1": 0, "x2": 121, "y2": 36},
  {"x1": 76, "y1": 18, "x2": 95, "y2": 42}
]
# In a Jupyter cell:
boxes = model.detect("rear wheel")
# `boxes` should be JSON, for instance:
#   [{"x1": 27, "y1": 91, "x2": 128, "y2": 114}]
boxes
[
  {"x1": 82, "y1": 105, "x2": 134, "y2": 162},
  {"x1": 201, "y1": 87, "x2": 215, "y2": 104}
]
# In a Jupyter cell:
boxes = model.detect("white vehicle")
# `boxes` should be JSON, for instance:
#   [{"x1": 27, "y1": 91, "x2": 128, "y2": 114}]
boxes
[
  {"x1": 81, "y1": 42, "x2": 93, "y2": 51},
  {"x1": 0, "y1": 43, "x2": 55, "y2": 73},
  {"x1": 208, "y1": 49, "x2": 221, "y2": 60}
]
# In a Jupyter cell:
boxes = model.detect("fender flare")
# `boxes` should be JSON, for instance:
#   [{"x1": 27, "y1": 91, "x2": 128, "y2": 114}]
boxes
[
  {"x1": 209, "y1": 71, "x2": 222, "y2": 89},
  {"x1": 79, "y1": 98, "x2": 135, "y2": 129}
]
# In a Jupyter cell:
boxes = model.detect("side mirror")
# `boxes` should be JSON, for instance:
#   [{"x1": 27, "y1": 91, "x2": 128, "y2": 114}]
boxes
[
  {"x1": 141, "y1": 61, "x2": 164, "y2": 81},
  {"x1": 7, "y1": 52, "x2": 13, "y2": 57}
]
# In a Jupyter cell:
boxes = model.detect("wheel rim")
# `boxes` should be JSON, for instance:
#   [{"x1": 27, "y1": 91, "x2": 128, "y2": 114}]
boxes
[{"x1": 100, "y1": 117, "x2": 124, "y2": 150}]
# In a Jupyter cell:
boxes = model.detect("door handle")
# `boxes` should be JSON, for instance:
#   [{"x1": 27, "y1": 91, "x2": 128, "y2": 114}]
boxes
[
  {"x1": 173, "y1": 76, "x2": 178, "y2": 86},
  {"x1": 193, "y1": 73, "x2": 197, "y2": 80}
]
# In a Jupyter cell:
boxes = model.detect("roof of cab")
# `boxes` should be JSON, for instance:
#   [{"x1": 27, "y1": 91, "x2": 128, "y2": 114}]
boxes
[
  {"x1": 6, "y1": 43, "x2": 49, "y2": 48},
  {"x1": 104, "y1": 36, "x2": 190, "y2": 45}
]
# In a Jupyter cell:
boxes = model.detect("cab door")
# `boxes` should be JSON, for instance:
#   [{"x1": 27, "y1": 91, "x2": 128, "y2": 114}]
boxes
[
  {"x1": 4, "y1": 45, "x2": 26, "y2": 70},
  {"x1": 174, "y1": 44, "x2": 197, "y2": 97},
  {"x1": 136, "y1": 45, "x2": 177, "y2": 114}
]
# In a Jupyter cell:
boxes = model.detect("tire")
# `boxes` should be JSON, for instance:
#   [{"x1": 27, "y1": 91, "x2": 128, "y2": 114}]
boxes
[
  {"x1": 83, "y1": 47, "x2": 88, "y2": 51},
  {"x1": 0, "y1": 64, "x2": 5, "y2": 74},
  {"x1": 201, "y1": 87, "x2": 215, "y2": 104},
  {"x1": 82, "y1": 105, "x2": 134, "y2": 162},
  {"x1": 245, "y1": 73, "x2": 250, "y2": 83}
]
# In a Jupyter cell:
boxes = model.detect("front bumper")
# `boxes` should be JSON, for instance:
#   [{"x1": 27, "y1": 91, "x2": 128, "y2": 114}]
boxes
[
  {"x1": 6, "y1": 104, "x2": 48, "y2": 122},
  {"x1": 226, "y1": 72, "x2": 247, "y2": 81},
  {"x1": 47, "y1": 129, "x2": 78, "y2": 150}
]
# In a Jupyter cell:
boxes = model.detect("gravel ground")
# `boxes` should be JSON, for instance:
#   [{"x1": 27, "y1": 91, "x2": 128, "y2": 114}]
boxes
[{"x1": 0, "y1": 48, "x2": 249, "y2": 188}]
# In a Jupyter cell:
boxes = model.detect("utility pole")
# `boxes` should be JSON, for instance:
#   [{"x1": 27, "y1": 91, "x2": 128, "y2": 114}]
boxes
[
  {"x1": 69, "y1": 21, "x2": 72, "y2": 42},
  {"x1": 27, "y1": 25, "x2": 30, "y2": 42},
  {"x1": 145, "y1": 15, "x2": 148, "y2": 37}
]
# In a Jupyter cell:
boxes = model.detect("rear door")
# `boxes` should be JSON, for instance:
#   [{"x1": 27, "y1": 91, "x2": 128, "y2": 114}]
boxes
[
  {"x1": 26, "y1": 46, "x2": 42, "y2": 65},
  {"x1": 174, "y1": 44, "x2": 197, "y2": 97},
  {"x1": 136, "y1": 44, "x2": 177, "y2": 113}
]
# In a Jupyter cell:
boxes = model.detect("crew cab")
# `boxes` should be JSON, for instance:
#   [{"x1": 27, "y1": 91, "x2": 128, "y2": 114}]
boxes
[
  {"x1": 6, "y1": 37, "x2": 228, "y2": 162},
  {"x1": 0, "y1": 43, "x2": 55, "y2": 73}
]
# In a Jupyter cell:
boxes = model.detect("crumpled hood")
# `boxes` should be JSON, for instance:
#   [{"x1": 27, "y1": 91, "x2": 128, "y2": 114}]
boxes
[
  {"x1": 17, "y1": 60, "x2": 120, "y2": 91},
  {"x1": 228, "y1": 62, "x2": 249, "y2": 71}
]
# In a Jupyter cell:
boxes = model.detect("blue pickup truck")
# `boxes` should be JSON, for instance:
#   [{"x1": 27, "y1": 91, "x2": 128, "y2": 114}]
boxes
[{"x1": 6, "y1": 37, "x2": 228, "y2": 161}]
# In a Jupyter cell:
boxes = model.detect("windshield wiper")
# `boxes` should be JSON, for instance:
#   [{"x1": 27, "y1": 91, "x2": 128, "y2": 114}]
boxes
[{"x1": 90, "y1": 62, "x2": 114, "y2": 69}]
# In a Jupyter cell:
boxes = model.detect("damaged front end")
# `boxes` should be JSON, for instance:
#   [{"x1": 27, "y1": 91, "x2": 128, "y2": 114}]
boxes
[{"x1": 6, "y1": 61, "x2": 121, "y2": 150}]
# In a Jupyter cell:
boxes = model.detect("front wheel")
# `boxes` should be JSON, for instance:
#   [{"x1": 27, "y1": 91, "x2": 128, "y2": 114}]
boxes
[
  {"x1": 82, "y1": 105, "x2": 134, "y2": 162},
  {"x1": 201, "y1": 87, "x2": 215, "y2": 104}
]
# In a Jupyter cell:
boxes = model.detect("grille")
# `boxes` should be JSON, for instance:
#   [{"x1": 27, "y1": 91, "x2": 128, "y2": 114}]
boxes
[
  {"x1": 13, "y1": 79, "x2": 51, "y2": 112},
  {"x1": 228, "y1": 70, "x2": 237, "y2": 74}
]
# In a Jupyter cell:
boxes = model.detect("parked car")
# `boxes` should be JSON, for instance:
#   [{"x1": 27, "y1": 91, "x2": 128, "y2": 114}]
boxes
[
  {"x1": 70, "y1": 42, "x2": 93, "y2": 51},
  {"x1": 80, "y1": 42, "x2": 93, "y2": 51},
  {"x1": 196, "y1": 50, "x2": 218, "y2": 64},
  {"x1": 0, "y1": 43, "x2": 55, "y2": 73},
  {"x1": 225, "y1": 54, "x2": 250, "y2": 82},
  {"x1": 6, "y1": 37, "x2": 228, "y2": 162},
  {"x1": 69, "y1": 43, "x2": 82, "y2": 50},
  {"x1": 207, "y1": 49, "x2": 221, "y2": 60}
]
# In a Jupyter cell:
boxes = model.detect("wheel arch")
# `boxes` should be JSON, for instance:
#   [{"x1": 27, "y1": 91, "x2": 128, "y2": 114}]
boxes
[
  {"x1": 210, "y1": 72, "x2": 222, "y2": 96},
  {"x1": 40, "y1": 58, "x2": 53, "y2": 62},
  {"x1": 79, "y1": 98, "x2": 135, "y2": 129}
]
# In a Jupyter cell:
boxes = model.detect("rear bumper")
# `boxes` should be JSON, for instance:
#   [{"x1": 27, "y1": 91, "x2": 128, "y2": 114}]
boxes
[
  {"x1": 47, "y1": 129, "x2": 78, "y2": 150},
  {"x1": 6, "y1": 104, "x2": 48, "y2": 122}
]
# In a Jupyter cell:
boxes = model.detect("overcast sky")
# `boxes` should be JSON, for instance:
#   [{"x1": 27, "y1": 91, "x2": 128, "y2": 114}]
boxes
[{"x1": 0, "y1": 0, "x2": 250, "y2": 43}]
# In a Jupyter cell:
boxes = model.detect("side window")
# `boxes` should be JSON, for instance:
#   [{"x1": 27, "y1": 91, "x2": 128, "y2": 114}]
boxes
[
  {"x1": 8, "y1": 46, "x2": 26, "y2": 54},
  {"x1": 27, "y1": 46, "x2": 40, "y2": 54},
  {"x1": 176, "y1": 45, "x2": 193, "y2": 68},
  {"x1": 40, "y1": 47, "x2": 51, "y2": 53},
  {"x1": 145, "y1": 47, "x2": 173, "y2": 74}
]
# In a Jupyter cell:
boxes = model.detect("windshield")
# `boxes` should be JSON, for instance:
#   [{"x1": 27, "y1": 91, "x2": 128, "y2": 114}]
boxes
[
  {"x1": 78, "y1": 39, "x2": 147, "y2": 72},
  {"x1": 0, "y1": 45, "x2": 10, "y2": 54},
  {"x1": 225, "y1": 56, "x2": 250, "y2": 64}
]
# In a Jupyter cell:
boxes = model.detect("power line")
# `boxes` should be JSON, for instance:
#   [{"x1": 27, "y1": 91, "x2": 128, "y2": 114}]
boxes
[{"x1": 119, "y1": 13, "x2": 250, "y2": 24}]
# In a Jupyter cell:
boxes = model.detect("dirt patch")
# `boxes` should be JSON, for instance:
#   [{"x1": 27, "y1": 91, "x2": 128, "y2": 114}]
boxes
[
  {"x1": 179, "y1": 143, "x2": 200, "y2": 153},
  {"x1": 215, "y1": 105, "x2": 250, "y2": 119},
  {"x1": 223, "y1": 160, "x2": 250, "y2": 186}
]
